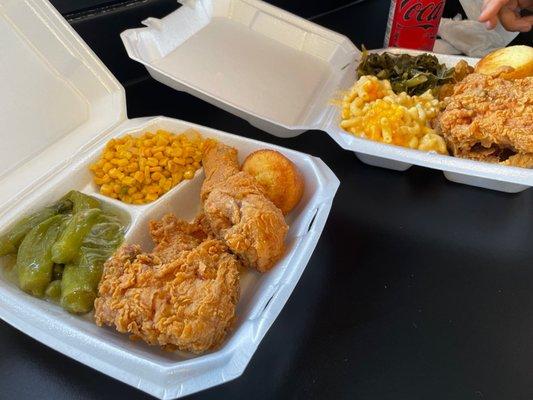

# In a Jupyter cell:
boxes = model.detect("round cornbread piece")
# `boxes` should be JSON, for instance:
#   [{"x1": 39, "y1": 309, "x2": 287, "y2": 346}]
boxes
[
  {"x1": 242, "y1": 150, "x2": 304, "y2": 215},
  {"x1": 475, "y1": 45, "x2": 533, "y2": 80}
]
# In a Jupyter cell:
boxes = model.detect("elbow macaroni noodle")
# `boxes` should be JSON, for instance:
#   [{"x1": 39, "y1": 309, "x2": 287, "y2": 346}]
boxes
[{"x1": 340, "y1": 76, "x2": 448, "y2": 155}]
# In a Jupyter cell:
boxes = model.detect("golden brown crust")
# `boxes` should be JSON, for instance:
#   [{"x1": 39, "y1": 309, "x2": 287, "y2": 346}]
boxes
[
  {"x1": 94, "y1": 216, "x2": 241, "y2": 354},
  {"x1": 475, "y1": 45, "x2": 533, "y2": 80},
  {"x1": 242, "y1": 149, "x2": 304, "y2": 215},
  {"x1": 437, "y1": 73, "x2": 533, "y2": 168},
  {"x1": 201, "y1": 143, "x2": 288, "y2": 272},
  {"x1": 200, "y1": 139, "x2": 240, "y2": 202}
]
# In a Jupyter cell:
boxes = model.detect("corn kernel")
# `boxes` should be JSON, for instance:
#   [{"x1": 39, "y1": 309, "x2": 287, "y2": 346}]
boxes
[
  {"x1": 145, "y1": 193, "x2": 158, "y2": 202},
  {"x1": 126, "y1": 164, "x2": 138, "y2": 173},
  {"x1": 151, "y1": 172, "x2": 163, "y2": 181},
  {"x1": 91, "y1": 129, "x2": 205, "y2": 203},
  {"x1": 102, "y1": 162, "x2": 113, "y2": 173},
  {"x1": 122, "y1": 176, "x2": 135, "y2": 186},
  {"x1": 141, "y1": 148, "x2": 152, "y2": 157},
  {"x1": 146, "y1": 157, "x2": 157, "y2": 167},
  {"x1": 100, "y1": 184, "x2": 113, "y2": 196},
  {"x1": 147, "y1": 185, "x2": 160, "y2": 194}
]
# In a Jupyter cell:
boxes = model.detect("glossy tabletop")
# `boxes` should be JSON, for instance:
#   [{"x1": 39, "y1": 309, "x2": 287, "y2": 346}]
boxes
[{"x1": 1, "y1": 1, "x2": 532, "y2": 399}]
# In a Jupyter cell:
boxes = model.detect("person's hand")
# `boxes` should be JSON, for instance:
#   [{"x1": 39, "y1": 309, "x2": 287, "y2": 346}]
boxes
[{"x1": 479, "y1": 0, "x2": 533, "y2": 32}]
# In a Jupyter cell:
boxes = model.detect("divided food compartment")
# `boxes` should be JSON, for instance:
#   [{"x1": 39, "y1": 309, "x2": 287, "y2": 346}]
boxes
[
  {"x1": 0, "y1": 1, "x2": 338, "y2": 399},
  {"x1": 121, "y1": 0, "x2": 533, "y2": 193},
  {"x1": 1, "y1": 116, "x2": 338, "y2": 399}
]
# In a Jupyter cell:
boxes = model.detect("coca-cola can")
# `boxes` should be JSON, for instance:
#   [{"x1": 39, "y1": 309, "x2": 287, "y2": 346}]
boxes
[{"x1": 384, "y1": 0, "x2": 446, "y2": 51}]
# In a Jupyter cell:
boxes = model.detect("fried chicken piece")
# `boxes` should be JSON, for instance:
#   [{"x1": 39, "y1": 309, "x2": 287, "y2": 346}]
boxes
[
  {"x1": 94, "y1": 215, "x2": 240, "y2": 354},
  {"x1": 201, "y1": 142, "x2": 288, "y2": 272},
  {"x1": 200, "y1": 140, "x2": 241, "y2": 202},
  {"x1": 438, "y1": 60, "x2": 474, "y2": 100},
  {"x1": 150, "y1": 214, "x2": 209, "y2": 262},
  {"x1": 437, "y1": 73, "x2": 533, "y2": 168}
]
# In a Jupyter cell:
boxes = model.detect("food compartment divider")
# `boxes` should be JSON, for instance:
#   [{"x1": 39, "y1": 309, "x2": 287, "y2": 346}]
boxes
[
  {"x1": 0, "y1": 1, "x2": 339, "y2": 397},
  {"x1": 0, "y1": 114, "x2": 339, "y2": 399}
]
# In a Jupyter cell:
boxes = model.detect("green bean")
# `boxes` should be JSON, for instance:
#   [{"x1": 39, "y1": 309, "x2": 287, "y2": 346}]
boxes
[
  {"x1": 45, "y1": 280, "x2": 62, "y2": 302},
  {"x1": 60, "y1": 264, "x2": 102, "y2": 314},
  {"x1": 51, "y1": 208, "x2": 101, "y2": 265},
  {"x1": 62, "y1": 190, "x2": 100, "y2": 214},
  {"x1": 2, "y1": 255, "x2": 18, "y2": 285},
  {"x1": 16, "y1": 215, "x2": 66, "y2": 297},
  {"x1": 60, "y1": 216, "x2": 124, "y2": 314},
  {"x1": 0, "y1": 198, "x2": 72, "y2": 256}
]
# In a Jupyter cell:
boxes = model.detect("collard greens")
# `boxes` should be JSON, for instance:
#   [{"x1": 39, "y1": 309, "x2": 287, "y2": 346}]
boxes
[{"x1": 356, "y1": 49, "x2": 455, "y2": 96}]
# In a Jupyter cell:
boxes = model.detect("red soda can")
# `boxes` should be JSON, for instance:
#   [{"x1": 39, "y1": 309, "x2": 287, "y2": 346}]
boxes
[{"x1": 384, "y1": 0, "x2": 446, "y2": 51}]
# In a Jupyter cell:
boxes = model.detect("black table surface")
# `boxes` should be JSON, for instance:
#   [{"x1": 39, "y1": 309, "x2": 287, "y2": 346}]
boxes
[{"x1": 1, "y1": 1, "x2": 533, "y2": 400}]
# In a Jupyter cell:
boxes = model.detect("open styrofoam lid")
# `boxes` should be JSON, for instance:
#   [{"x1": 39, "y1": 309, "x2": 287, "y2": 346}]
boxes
[
  {"x1": 121, "y1": 0, "x2": 358, "y2": 135},
  {"x1": 0, "y1": 0, "x2": 125, "y2": 210}
]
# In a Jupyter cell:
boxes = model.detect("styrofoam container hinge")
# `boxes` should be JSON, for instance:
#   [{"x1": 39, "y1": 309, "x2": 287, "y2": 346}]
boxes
[{"x1": 121, "y1": 1, "x2": 532, "y2": 193}]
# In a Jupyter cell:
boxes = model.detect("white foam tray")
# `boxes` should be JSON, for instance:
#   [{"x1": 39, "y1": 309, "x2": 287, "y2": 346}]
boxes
[
  {"x1": 121, "y1": 0, "x2": 533, "y2": 193},
  {"x1": 0, "y1": 1, "x2": 339, "y2": 399}
]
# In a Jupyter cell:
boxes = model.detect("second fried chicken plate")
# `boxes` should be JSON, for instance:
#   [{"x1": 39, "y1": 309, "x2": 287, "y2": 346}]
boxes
[{"x1": 95, "y1": 141, "x2": 290, "y2": 353}]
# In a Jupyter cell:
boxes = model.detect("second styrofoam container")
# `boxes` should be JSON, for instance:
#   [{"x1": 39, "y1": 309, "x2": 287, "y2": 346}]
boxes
[
  {"x1": 121, "y1": 0, "x2": 533, "y2": 193},
  {"x1": 0, "y1": 1, "x2": 338, "y2": 399}
]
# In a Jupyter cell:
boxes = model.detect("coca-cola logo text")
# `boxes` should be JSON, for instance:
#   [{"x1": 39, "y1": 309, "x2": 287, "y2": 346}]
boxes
[{"x1": 399, "y1": 0, "x2": 444, "y2": 22}]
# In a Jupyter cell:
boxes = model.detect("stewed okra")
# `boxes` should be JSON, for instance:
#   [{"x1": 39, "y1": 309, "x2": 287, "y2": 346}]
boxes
[
  {"x1": 17, "y1": 214, "x2": 68, "y2": 297},
  {"x1": 0, "y1": 190, "x2": 126, "y2": 314},
  {"x1": 0, "y1": 198, "x2": 72, "y2": 256}
]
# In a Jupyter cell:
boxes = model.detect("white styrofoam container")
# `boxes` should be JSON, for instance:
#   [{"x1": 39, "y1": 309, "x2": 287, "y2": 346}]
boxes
[
  {"x1": 121, "y1": 0, "x2": 533, "y2": 193},
  {"x1": 0, "y1": 1, "x2": 339, "y2": 399}
]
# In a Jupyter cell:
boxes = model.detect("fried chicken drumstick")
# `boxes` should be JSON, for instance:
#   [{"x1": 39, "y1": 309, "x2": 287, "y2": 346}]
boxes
[{"x1": 200, "y1": 142, "x2": 288, "y2": 272}]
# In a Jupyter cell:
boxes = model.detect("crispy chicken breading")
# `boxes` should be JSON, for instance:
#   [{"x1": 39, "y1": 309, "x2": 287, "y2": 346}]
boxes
[
  {"x1": 200, "y1": 142, "x2": 288, "y2": 272},
  {"x1": 150, "y1": 214, "x2": 209, "y2": 262},
  {"x1": 94, "y1": 215, "x2": 240, "y2": 354},
  {"x1": 437, "y1": 73, "x2": 533, "y2": 167},
  {"x1": 94, "y1": 142, "x2": 291, "y2": 352}
]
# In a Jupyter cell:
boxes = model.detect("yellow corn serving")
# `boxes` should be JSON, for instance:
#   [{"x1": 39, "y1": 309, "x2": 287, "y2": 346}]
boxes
[
  {"x1": 90, "y1": 129, "x2": 205, "y2": 204},
  {"x1": 340, "y1": 75, "x2": 448, "y2": 155}
]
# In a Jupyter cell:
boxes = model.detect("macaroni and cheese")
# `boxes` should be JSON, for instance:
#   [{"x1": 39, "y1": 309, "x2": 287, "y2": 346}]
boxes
[{"x1": 340, "y1": 75, "x2": 448, "y2": 155}]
